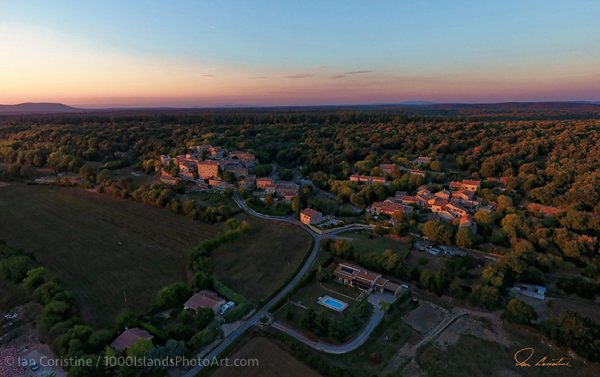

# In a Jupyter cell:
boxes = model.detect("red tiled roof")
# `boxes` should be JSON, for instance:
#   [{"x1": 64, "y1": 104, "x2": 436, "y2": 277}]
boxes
[
  {"x1": 111, "y1": 328, "x2": 153, "y2": 352},
  {"x1": 184, "y1": 290, "x2": 225, "y2": 311},
  {"x1": 301, "y1": 208, "x2": 322, "y2": 217}
]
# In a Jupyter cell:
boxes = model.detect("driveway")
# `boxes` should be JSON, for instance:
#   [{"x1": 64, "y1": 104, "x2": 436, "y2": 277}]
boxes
[{"x1": 270, "y1": 293, "x2": 391, "y2": 354}]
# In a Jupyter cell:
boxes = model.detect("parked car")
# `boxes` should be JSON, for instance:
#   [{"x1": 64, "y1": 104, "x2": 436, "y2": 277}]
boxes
[
  {"x1": 425, "y1": 246, "x2": 441, "y2": 256},
  {"x1": 219, "y1": 301, "x2": 236, "y2": 315}
]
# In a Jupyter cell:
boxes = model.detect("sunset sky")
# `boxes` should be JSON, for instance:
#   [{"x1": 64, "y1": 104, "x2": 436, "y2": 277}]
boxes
[{"x1": 1, "y1": 0, "x2": 600, "y2": 107}]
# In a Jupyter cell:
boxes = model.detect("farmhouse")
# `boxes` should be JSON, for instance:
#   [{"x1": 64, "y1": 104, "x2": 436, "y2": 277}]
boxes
[
  {"x1": 446, "y1": 202, "x2": 469, "y2": 218},
  {"x1": 434, "y1": 189, "x2": 451, "y2": 201},
  {"x1": 333, "y1": 263, "x2": 402, "y2": 296},
  {"x1": 111, "y1": 328, "x2": 154, "y2": 352},
  {"x1": 229, "y1": 151, "x2": 257, "y2": 167},
  {"x1": 368, "y1": 199, "x2": 413, "y2": 216},
  {"x1": 184, "y1": 290, "x2": 226, "y2": 313},
  {"x1": 197, "y1": 160, "x2": 220, "y2": 179},
  {"x1": 222, "y1": 161, "x2": 249, "y2": 178},
  {"x1": 275, "y1": 181, "x2": 299, "y2": 201},
  {"x1": 451, "y1": 189, "x2": 476, "y2": 202},
  {"x1": 379, "y1": 163, "x2": 397, "y2": 175},
  {"x1": 449, "y1": 179, "x2": 481, "y2": 192},
  {"x1": 394, "y1": 191, "x2": 419, "y2": 206},
  {"x1": 300, "y1": 208, "x2": 323, "y2": 225},
  {"x1": 256, "y1": 177, "x2": 274, "y2": 189},
  {"x1": 349, "y1": 174, "x2": 388, "y2": 184}
]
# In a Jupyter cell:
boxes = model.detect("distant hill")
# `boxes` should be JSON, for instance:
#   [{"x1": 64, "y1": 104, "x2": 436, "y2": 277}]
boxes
[{"x1": 0, "y1": 103, "x2": 82, "y2": 114}]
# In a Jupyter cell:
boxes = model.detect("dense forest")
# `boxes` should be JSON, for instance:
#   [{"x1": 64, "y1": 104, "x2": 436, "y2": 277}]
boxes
[{"x1": 1, "y1": 108, "x2": 600, "y2": 370}]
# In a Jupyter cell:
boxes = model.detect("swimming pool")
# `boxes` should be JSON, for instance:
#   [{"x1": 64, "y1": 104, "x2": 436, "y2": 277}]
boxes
[{"x1": 317, "y1": 295, "x2": 349, "y2": 312}]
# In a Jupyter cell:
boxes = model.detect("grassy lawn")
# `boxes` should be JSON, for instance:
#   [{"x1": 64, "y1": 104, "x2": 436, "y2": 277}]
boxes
[
  {"x1": 0, "y1": 184, "x2": 224, "y2": 327},
  {"x1": 276, "y1": 279, "x2": 369, "y2": 344},
  {"x1": 212, "y1": 214, "x2": 311, "y2": 303},
  {"x1": 186, "y1": 191, "x2": 239, "y2": 212},
  {"x1": 246, "y1": 199, "x2": 292, "y2": 216},
  {"x1": 328, "y1": 300, "x2": 421, "y2": 376},
  {"x1": 338, "y1": 230, "x2": 411, "y2": 255}
]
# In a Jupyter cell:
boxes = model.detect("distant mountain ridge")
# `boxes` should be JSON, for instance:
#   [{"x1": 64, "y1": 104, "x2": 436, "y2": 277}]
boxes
[
  {"x1": 0, "y1": 102, "x2": 82, "y2": 114},
  {"x1": 1, "y1": 101, "x2": 600, "y2": 116}
]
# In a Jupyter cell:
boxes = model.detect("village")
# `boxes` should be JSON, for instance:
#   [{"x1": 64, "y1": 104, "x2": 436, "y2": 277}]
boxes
[{"x1": 4, "y1": 137, "x2": 591, "y2": 377}]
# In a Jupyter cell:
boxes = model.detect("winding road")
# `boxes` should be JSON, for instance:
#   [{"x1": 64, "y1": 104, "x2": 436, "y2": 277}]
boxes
[
  {"x1": 181, "y1": 194, "x2": 322, "y2": 377},
  {"x1": 271, "y1": 292, "x2": 387, "y2": 354},
  {"x1": 182, "y1": 194, "x2": 385, "y2": 376}
]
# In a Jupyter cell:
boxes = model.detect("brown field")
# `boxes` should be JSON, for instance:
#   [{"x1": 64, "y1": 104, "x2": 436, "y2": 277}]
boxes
[
  {"x1": 0, "y1": 184, "x2": 223, "y2": 326},
  {"x1": 210, "y1": 337, "x2": 322, "y2": 377},
  {"x1": 213, "y1": 215, "x2": 311, "y2": 302}
]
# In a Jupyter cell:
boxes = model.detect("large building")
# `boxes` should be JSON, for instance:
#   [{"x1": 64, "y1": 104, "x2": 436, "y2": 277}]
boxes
[
  {"x1": 333, "y1": 262, "x2": 402, "y2": 296},
  {"x1": 256, "y1": 177, "x2": 274, "y2": 189},
  {"x1": 111, "y1": 328, "x2": 154, "y2": 353},
  {"x1": 275, "y1": 181, "x2": 299, "y2": 201},
  {"x1": 449, "y1": 179, "x2": 481, "y2": 192},
  {"x1": 197, "y1": 160, "x2": 220, "y2": 179},
  {"x1": 368, "y1": 199, "x2": 413, "y2": 216},
  {"x1": 300, "y1": 208, "x2": 323, "y2": 225},
  {"x1": 222, "y1": 161, "x2": 249, "y2": 178},
  {"x1": 228, "y1": 151, "x2": 257, "y2": 167},
  {"x1": 184, "y1": 290, "x2": 226, "y2": 314}
]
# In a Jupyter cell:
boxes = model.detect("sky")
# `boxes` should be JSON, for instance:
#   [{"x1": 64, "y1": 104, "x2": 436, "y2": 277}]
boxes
[{"x1": 1, "y1": 0, "x2": 600, "y2": 107}]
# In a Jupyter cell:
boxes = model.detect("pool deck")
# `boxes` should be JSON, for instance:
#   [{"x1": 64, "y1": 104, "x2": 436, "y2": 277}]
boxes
[{"x1": 317, "y1": 295, "x2": 349, "y2": 312}]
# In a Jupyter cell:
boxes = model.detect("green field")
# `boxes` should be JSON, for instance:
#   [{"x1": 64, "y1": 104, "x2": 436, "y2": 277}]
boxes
[
  {"x1": 0, "y1": 184, "x2": 224, "y2": 326},
  {"x1": 212, "y1": 215, "x2": 311, "y2": 302},
  {"x1": 338, "y1": 230, "x2": 411, "y2": 255},
  {"x1": 328, "y1": 300, "x2": 420, "y2": 375}
]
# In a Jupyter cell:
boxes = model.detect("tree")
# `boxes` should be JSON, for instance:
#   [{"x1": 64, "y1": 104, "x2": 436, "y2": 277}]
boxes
[
  {"x1": 469, "y1": 285, "x2": 501, "y2": 310},
  {"x1": 455, "y1": 228, "x2": 476, "y2": 248},
  {"x1": 22, "y1": 266, "x2": 48, "y2": 288},
  {"x1": 316, "y1": 265, "x2": 332, "y2": 282},
  {"x1": 0, "y1": 255, "x2": 35, "y2": 282},
  {"x1": 155, "y1": 282, "x2": 191, "y2": 309},
  {"x1": 430, "y1": 161, "x2": 442, "y2": 171},
  {"x1": 127, "y1": 339, "x2": 153, "y2": 357},
  {"x1": 503, "y1": 298, "x2": 537, "y2": 325},
  {"x1": 423, "y1": 220, "x2": 454, "y2": 244},
  {"x1": 192, "y1": 271, "x2": 212, "y2": 291}
]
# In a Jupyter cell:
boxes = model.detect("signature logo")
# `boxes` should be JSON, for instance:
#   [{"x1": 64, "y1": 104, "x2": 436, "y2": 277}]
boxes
[{"x1": 514, "y1": 347, "x2": 572, "y2": 368}]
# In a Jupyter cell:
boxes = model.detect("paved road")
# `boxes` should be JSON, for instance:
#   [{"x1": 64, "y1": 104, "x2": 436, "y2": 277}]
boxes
[
  {"x1": 271, "y1": 297, "x2": 385, "y2": 354},
  {"x1": 182, "y1": 194, "x2": 321, "y2": 377}
]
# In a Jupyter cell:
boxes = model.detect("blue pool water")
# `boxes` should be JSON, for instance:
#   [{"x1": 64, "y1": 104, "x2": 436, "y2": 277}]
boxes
[
  {"x1": 324, "y1": 298, "x2": 344, "y2": 309},
  {"x1": 318, "y1": 295, "x2": 348, "y2": 312}
]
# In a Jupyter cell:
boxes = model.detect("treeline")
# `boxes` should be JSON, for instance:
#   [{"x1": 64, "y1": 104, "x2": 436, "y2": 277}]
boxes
[{"x1": 3, "y1": 114, "x2": 599, "y2": 214}]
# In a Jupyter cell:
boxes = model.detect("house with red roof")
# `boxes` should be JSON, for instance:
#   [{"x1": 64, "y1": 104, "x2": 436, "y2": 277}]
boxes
[
  {"x1": 333, "y1": 262, "x2": 401, "y2": 296},
  {"x1": 184, "y1": 290, "x2": 226, "y2": 313},
  {"x1": 300, "y1": 208, "x2": 323, "y2": 225},
  {"x1": 111, "y1": 328, "x2": 154, "y2": 353}
]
